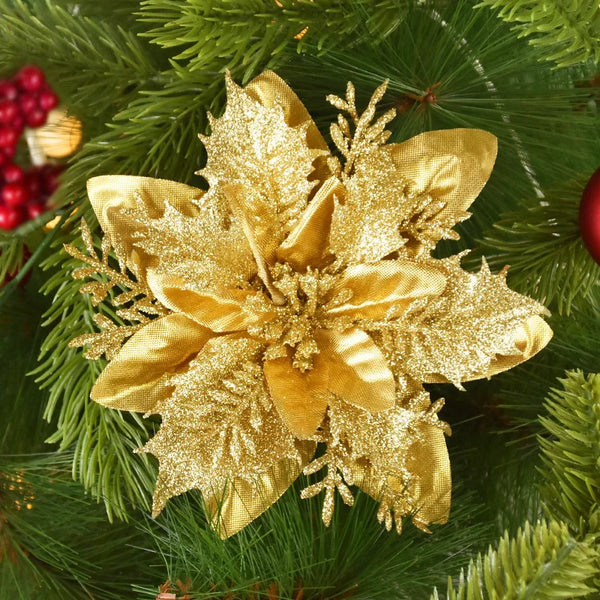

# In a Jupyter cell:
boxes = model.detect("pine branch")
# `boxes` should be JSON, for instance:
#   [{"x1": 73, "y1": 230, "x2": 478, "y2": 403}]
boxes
[
  {"x1": 138, "y1": 0, "x2": 409, "y2": 81},
  {"x1": 0, "y1": 455, "x2": 155, "y2": 600},
  {"x1": 278, "y1": 0, "x2": 597, "y2": 254},
  {"x1": 135, "y1": 480, "x2": 492, "y2": 599},
  {"x1": 476, "y1": 0, "x2": 600, "y2": 68},
  {"x1": 538, "y1": 371, "x2": 600, "y2": 537},
  {"x1": 471, "y1": 177, "x2": 600, "y2": 316},
  {"x1": 33, "y1": 247, "x2": 157, "y2": 521},
  {"x1": 431, "y1": 520, "x2": 598, "y2": 600}
]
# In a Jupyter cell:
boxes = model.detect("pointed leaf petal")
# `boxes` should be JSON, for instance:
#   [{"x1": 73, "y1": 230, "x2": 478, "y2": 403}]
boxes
[
  {"x1": 276, "y1": 177, "x2": 343, "y2": 271},
  {"x1": 91, "y1": 313, "x2": 212, "y2": 413},
  {"x1": 264, "y1": 355, "x2": 329, "y2": 439},
  {"x1": 146, "y1": 270, "x2": 272, "y2": 333},
  {"x1": 316, "y1": 328, "x2": 395, "y2": 411},
  {"x1": 327, "y1": 260, "x2": 446, "y2": 320}
]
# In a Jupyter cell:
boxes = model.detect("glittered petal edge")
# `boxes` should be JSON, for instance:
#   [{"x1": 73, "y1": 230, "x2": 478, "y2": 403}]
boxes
[
  {"x1": 203, "y1": 441, "x2": 316, "y2": 539},
  {"x1": 86, "y1": 175, "x2": 204, "y2": 274}
]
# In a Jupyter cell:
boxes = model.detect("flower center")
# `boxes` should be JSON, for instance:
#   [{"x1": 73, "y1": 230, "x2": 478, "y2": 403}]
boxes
[{"x1": 247, "y1": 262, "x2": 336, "y2": 371}]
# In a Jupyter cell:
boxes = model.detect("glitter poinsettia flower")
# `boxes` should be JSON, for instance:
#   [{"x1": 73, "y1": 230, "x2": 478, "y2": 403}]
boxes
[{"x1": 70, "y1": 71, "x2": 552, "y2": 537}]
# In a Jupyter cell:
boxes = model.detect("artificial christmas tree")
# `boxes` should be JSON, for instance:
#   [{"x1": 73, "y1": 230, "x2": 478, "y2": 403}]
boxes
[{"x1": 1, "y1": 1, "x2": 600, "y2": 598}]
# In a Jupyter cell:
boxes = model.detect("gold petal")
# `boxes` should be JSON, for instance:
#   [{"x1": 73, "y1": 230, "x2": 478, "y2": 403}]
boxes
[
  {"x1": 484, "y1": 315, "x2": 553, "y2": 378},
  {"x1": 356, "y1": 421, "x2": 451, "y2": 528},
  {"x1": 146, "y1": 270, "x2": 272, "y2": 333},
  {"x1": 264, "y1": 355, "x2": 329, "y2": 439},
  {"x1": 396, "y1": 257, "x2": 552, "y2": 387},
  {"x1": 244, "y1": 71, "x2": 329, "y2": 153},
  {"x1": 203, "y1": 441, "x2": 316, "y2": 539},
  {"x1": 198, "y1": 73, "x2": 323, "y2": 251},
  {"x1": 386, "y1": 128, "x2": 497, "y2": 256},
  {"x1": 243, "y1": 70, "x2": 331, "y2": 183},
  {"x1": 316, "y1": 328, "x2": 395, "y2": 412},
  {"x1": 387, "y1": 128, "x2": 497, "y2": 221},
  {"x1": 86, "y1": 175, "x2": 204, "y2": 274},
  {"x1": 402, "y1": 421, "x2": 451, "y2": 527},
  {"x1": 425, "y1": 314, "x2": 553, "y2": 384},
  {"x1": 276, "y1": 177, "x2": 343, "y2": 271},
  {"x1": 91, "y1": 313, "x2": 212, "y2": 413},
  {"x1": 326, "y1": 260, "x2": 446, "y2": 320},
  {"x1": 329, "y1": 129, "x2": 497, "y2": 264}
]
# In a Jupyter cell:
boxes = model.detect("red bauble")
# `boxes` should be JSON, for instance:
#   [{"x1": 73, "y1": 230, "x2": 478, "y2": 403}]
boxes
[
  {"x1": 579, "y1": 167, "x2": 600, "y2": 265},
  {"x1": 0, "y1": 204, "x2": 24, "y2": 229},
  {"x1": 16, "y1": 65, "x2": 45, "y2": 93},
  {"x1": 2, "y1": 182, "x2": 29, "y2": 207}
]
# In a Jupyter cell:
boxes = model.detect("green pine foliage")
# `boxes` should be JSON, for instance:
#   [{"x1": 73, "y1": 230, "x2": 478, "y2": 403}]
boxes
[
  {"x1": 139, "y1": 0, "x2": 409, "y2": 80},
  {"x1": 135, "y1": 480, "x2": 492, "y2": 600},
  {"x1": 538, "y1": 371, "x2": 600, "y2": 536},
  {"x1": 475, "y1": 177, "x2": 600, "y2": 316},
  {"x1": 0, "y1": 456, "x2": 153, "y2": 600},
  {"x1": 476, "y1": 0, "x2": 600, "y2": 68},
  {"x1": 280, "y1": 0, "x2": 597, "y2": 252},
  {"x1": 431, "y1": 520, "x2": 598, "y2": 599}
]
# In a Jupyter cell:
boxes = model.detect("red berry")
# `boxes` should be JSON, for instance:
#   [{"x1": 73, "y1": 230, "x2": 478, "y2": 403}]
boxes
[
  {"x1": 2, "y1": 164, "x2": 24, "y2": 184},
  {"x1": 2, "y1": 146, "x2": 16, "y2": 161},
  {"x1": 0, "y1": 127, "x2": 18, "y2": 148},
  {"x1": 11, "y1": 114, "x2": 24, "y2": 135},
  {"x1": 26, "y1": 108, "x2": 47, "y2": 128},
  {"x1": 2, "y1": 182, "x2": 29, "y2": 206},
  {"x1": 19, "y1": 93, "x2": 38, "y2": 116},
  {"x1": 27, "y1": 202, "x2": 46, "y2": 220},
  {"x1": 16, "y1": 65, "x2": 45, "y2": 93},
  {"x1": 24, "y1": 170, "x2": 42, "y2": 198},
  {"x1": 0, "y1": 81, "x2": 18, "y2": 101},
  {"x1": 0, "y1": 100, "x2": 19, "y2": 125},
  {"x1": 39, "y1": 89, "x2": 59, "y2": 112},
  {"x1": 42, "y1": 165, "x2": 64, "y2": 194},
  {"x1": 0, "y1": 204, "x2": 24, "y2": 229}
]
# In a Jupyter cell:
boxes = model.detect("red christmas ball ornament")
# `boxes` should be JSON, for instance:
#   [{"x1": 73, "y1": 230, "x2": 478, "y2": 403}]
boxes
[
  {"x1": 16, "y1": 65, "x2": 45, "y2": 93},
  {"x1": 0, "y1": 204, "x2": 24, "y2": 229},
  {"x1": 579, "y1": 167, "x2": 600, "y2": 265}
]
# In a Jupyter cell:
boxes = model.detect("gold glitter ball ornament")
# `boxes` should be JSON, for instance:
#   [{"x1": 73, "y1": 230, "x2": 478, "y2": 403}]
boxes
[{"x1": 66, "y1": 71, "x2": 552, "y2": 538}]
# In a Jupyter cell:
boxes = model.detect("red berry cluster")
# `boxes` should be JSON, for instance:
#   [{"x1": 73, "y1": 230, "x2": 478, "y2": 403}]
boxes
[{"x1": 0, "y1": 65, "x2": 61, "y2": 230}]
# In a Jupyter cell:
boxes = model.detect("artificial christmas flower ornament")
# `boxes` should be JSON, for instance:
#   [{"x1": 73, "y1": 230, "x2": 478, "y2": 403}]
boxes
[{"x1": 66, "y1": 71, "x2": 552, "y2": 538}]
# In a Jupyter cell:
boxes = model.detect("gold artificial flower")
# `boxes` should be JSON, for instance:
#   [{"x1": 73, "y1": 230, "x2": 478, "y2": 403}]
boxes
[{"x1": 71, "y1": 71, "x2": 552, "y2": 538}]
